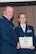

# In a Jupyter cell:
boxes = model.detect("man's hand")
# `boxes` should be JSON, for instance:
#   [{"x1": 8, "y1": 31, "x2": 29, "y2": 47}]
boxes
[{"x1": 16, "y1": 42, "x2": 21, "y2": 49}]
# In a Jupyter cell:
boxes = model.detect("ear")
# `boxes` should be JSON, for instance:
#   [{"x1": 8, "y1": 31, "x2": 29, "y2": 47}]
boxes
[
  {"x1": 3, "y1": 10, "x2": 5, "y2": 14},
  {"x1": 18, "y1": 18, "x2": 20, "y2": 21}
]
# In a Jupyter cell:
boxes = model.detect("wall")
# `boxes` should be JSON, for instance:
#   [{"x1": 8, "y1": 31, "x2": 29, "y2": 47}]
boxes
[{"x1": 0, "y1": 6, "x2": 36, "y2": 35}]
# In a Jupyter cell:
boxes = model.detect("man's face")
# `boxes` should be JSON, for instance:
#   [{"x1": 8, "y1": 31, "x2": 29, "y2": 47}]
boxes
[
  {"x1": 18, "y1": 14, "x2": 27, "y2": 24},
  {"x1": 4, "y1": 6, "x2": 14, "y2": 19}
]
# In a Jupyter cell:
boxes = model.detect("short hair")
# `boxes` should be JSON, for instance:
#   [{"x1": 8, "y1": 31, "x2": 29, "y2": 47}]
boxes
[
  {"x1": 18, "y1": 13, "x2": 27, "y2": 19},
  {"x1": 4, "y1": 5, "x2": 13, "y2": 11}
]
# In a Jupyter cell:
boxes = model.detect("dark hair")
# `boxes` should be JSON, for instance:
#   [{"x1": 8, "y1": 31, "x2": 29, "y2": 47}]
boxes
[
  {"x1": 18, "y1": 13, "x2": 27, "y2": 19},
  {"x1": 4, "y1": 5, "x2": 13, "y2": 8},
  {"x1": 4, "y1": 5, "x2": 13, "y2": 11}
]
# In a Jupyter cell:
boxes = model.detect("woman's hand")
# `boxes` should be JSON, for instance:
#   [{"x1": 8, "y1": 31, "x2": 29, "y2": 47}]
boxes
[{"x1": 28, "y1": 46, "x2": 35, "y2": 50}]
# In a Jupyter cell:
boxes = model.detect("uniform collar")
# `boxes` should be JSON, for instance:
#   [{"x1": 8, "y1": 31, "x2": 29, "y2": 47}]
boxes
[{"x1": 3, "y1": 15, "x2": 10, "y2": 21}]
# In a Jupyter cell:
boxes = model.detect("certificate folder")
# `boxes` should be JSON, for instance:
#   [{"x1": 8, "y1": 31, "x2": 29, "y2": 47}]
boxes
[{"x1": 19, "y1": 37, "x2": 33, "y2": 48}]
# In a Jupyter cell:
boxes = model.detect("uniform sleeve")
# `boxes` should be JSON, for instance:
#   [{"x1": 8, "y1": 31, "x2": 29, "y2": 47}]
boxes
[
  {"x1": 32, "y1": 26, "x2": 36, "y2": 49},
  {"x1": 15, "y1": 27, "x2": 19, "y2": 42}
]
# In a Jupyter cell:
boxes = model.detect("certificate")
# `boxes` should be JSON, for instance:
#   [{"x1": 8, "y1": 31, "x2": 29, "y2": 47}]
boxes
[{"x1": 19, "y1": 37, "x2": 33, "y2": 48}]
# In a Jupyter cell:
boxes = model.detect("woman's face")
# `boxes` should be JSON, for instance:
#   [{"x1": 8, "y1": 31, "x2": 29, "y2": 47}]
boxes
[{"x1": 18, "y1": 14, "x2": 27, "y2": 24}]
